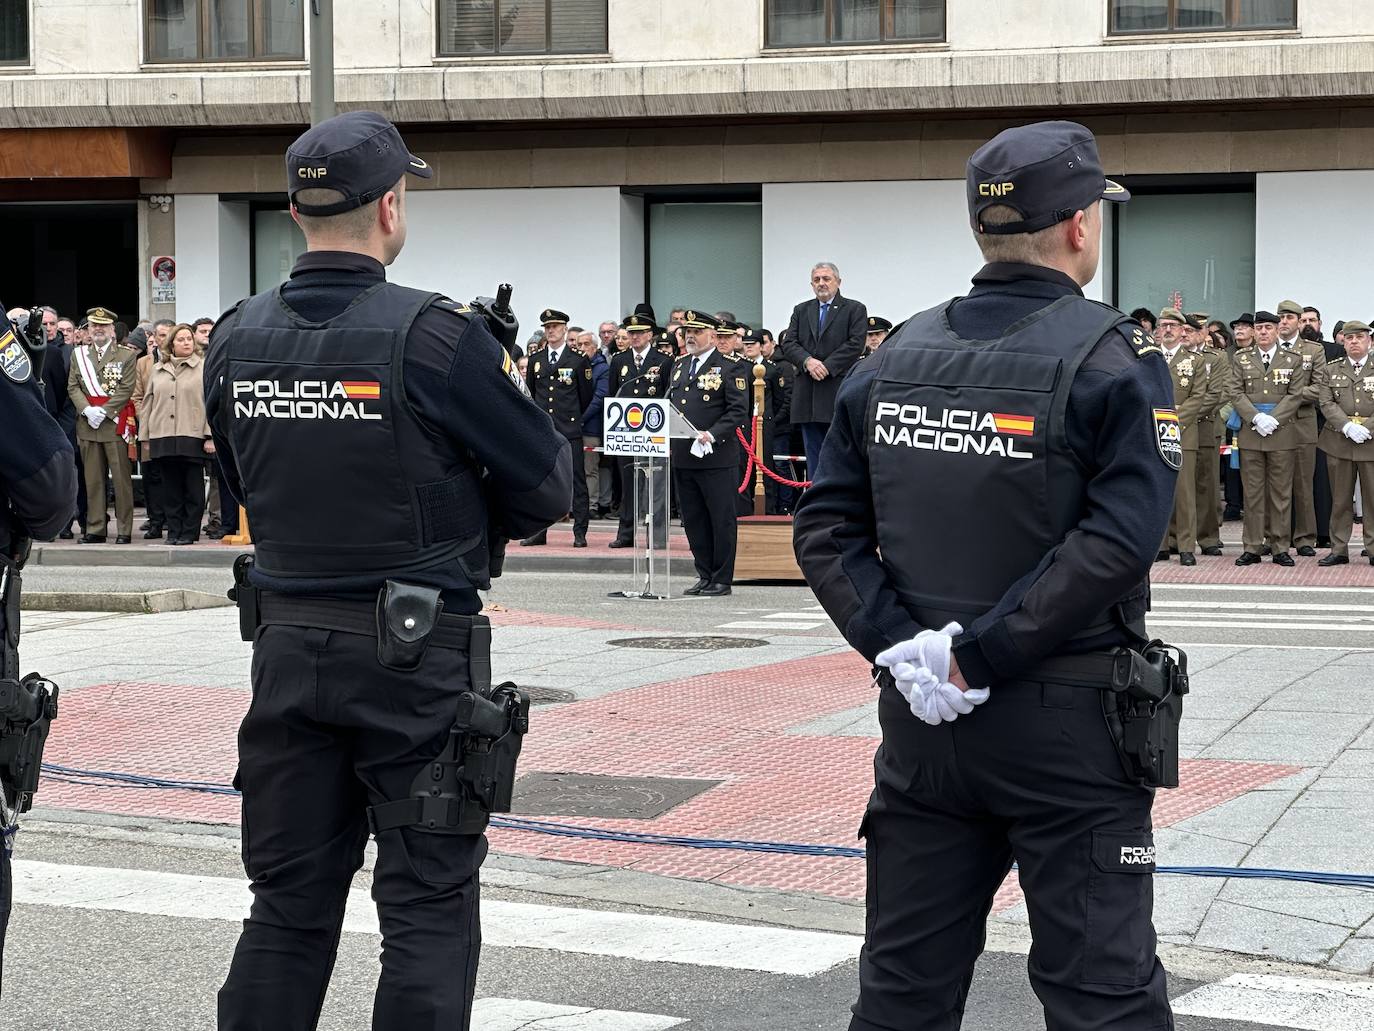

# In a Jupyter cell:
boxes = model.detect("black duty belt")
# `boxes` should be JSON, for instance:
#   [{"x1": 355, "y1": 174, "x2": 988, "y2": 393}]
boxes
[
  {"x1": 875, "y1": 650, "x2": 1124, "y2": 692},
  {"x1": 258, "y1": 593, "x2": 482, "y2": 652}
]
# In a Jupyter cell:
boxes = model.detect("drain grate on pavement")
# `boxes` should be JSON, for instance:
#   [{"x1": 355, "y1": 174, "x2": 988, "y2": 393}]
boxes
[
  {"x1": 607, "y1": 635, "x2": 766, "y2": 651},
  {"x1": 513, "y1": 772, "x2": 720, "y2": 820},
  {"x1": 520, "y1": 686, "x2": 577, "y2": 706}
]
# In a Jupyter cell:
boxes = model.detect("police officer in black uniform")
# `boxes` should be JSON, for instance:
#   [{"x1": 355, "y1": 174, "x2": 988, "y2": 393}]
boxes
[
  {"x1": 739, "y1": 327, "x2": 792, "y2": 515},
  {"x1": 204, "y1": 112, "x2": 572, "y2": 1031},
  {"x1": 0, "y1": 306, "x2": 77, "y2": 985},
  {"x1": 521, "y1": 308, "x2": 595, "y2": 547},
  {"x1": 609, "y1": 305, "x2": 674, "y2": 549},
  {"x1": 794, "y1": 122, "x2": 1182, "y2": 1031},
  {"x1": 668, "y1": 310, "x2": 748, "y2": 596}
]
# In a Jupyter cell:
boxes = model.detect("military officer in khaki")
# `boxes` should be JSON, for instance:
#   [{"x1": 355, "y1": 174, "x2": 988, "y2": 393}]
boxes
[
  {"x1": 1276, "y1": 299, "x2": 1329, "y2": 556},
  {"x1": 1154, "y1": 309, "x2": 1206, "y2": 565},
  {"x1": 1187, "y1": 312, "x2": 1227, "y2": 554},
  {"x1": 66, "y1": 306, "x2": 137, "y2": 543},
  {"x1": 1231, "y1": 311, "x2": 1310, "y2": 566},
  {"x1": 1317, "y1": 320, "x2": 1374, "y2": 566}
]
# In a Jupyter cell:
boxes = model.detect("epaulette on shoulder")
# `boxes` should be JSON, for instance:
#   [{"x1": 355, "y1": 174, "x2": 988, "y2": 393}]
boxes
[
  {"x1": 1329, "y1": 356, "x2": 1347, "y2": 365},
  {"x1": 431, "y1": 297, "x2": 472, "y2": 317}
]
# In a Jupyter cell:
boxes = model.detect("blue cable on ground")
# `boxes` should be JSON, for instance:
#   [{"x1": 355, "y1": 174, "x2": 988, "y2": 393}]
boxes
[{"x1": 37, "y1": 762, "x2": 1374, "y2": 890}]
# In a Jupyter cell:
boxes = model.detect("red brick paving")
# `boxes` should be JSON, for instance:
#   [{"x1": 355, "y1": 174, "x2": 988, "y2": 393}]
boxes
[
  {"x1": 1150, "y1": 551, "x2": 1374, "y2": 586},
  {"x1": 39, "y1": 649, "x2": 1300, "y2": 904}
]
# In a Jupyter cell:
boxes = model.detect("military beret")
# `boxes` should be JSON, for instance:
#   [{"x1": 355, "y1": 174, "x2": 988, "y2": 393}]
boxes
[
  {"x1": 1230, "y1": 312, "x2": 1255, "y2": 328},
  {"x1": 1254, "y1": 311, "x2": 1280, "y2": 325},
  {"x1": 1276, "y1": 299, "x2": 1303, "y2": 317},
  {"x1": 86, "y1": 306, "x2": 116, "y2": 325},
  {"x1": 1157, "y1": 307, "x2": 1185, "y2": 324},
  {"x1": 1342, "y1": 319, "x2": 1371, "y2": 335},
  {"x1": 679, "y1": 309, "x2": 722, "y2": 330},
  {"x1": 867, "y1": 316, "x2": 893, "y2": 333},
  {"x1": 1185, "y1": 312, "x2": 1210, "y2": 330},
  {"x1": 540, "y1": 308, "x2": 569, "y2": 326}
]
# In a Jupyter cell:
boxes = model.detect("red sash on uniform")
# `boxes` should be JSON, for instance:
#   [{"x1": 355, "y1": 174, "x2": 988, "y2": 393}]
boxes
[{"x1": 75, "y1": 345, "x2": 136, "y2": 442}]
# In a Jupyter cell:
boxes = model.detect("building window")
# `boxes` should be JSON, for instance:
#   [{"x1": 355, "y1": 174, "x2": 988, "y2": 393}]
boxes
[
  {"x1": 146, "y1": 0, "x2": 304, "y2": 63},
  {"x1": 0, "y1": 2, "x2": 28, "y2": 64},
  {"x1": 1109, "y1": 0, "x2": 1296, "y2": 34},
  {"x1": 766, "y1": 0, "x2": 945, "y2": 48},
  {"x1": 438, "y1": 1, "x2": 607, "y2": 56}
]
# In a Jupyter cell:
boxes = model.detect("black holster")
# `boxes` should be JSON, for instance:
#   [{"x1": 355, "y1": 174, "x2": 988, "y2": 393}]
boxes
[
  {"x1": 227, "y1": 554, "x2": 259, "y2": 643},
  {"x1": 1102, "y1": 641, "x2": 1189, "y2": 789}
]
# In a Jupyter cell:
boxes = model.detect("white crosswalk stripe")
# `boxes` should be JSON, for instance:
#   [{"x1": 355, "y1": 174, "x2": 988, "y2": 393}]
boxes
[
  {"x1": 474, "y1": 999, "x2": 686, "y2": 1029},
  {"x1": 1172, "y1": 973, "x2": 1374, "y2": 1031},
  {"x1": 1149, "y1": 588, "x2": 1374, "y2": 637},
  {"x1": 717, "y1": 603, "x2": 830, "y2": 633}
]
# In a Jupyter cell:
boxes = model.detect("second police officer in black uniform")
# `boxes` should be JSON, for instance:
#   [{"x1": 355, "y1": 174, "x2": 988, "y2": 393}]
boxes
[
  {"x1": 608, "y1": 304, "x2": 674, "y2": 550},
  {"x1": 0, "y1": 306, "x2": 76, "y2": 988},
  {"x1": 521, "y1": 308, "x2": 595, "y2": 547},
  {"x1": 668, "y1": 311, "x2": 748, "y2": 596},
  {"x1": 203, "y1": 112, "x2": 572, "y2": 1031},
  {"x1": 795, "y1": 122, "x2": 1184, "y2": 1031}
]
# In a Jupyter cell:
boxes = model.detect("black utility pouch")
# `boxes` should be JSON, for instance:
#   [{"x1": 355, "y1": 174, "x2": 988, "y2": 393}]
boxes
[{"x1": 376, "y1": 581, "x2": 443, "y2": 671}]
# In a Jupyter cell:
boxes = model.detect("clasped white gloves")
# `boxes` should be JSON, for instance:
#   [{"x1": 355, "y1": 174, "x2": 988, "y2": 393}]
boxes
[
  {"x1": 83, "y1": 406, "x2": 107, "y2": 429},
  {"x1": 1343, "y1": 421, "x2": 1372, "y2": 444},
  {"x1": 875, "y1": 622, "x2": 991, "y2": 726},
  {"x1": 1252, "y1": 413, "x2": 1280, "y2": 437}
]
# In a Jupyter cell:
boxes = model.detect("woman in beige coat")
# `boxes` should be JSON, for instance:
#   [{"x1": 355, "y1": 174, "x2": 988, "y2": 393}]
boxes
[{"x1": 139, "y1": 324, "x2": 214, "y2": 544}]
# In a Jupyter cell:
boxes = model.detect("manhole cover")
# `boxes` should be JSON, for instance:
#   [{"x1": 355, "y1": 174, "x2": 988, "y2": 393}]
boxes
[
  {"x1": 522, "y1": 686, "x2": 576, "y2": 706},
  {"x1": 513, "y1": 773, "x2": 720, "y2": 820},
  {"x1": 607, "y1": 636, "x2": 767, "y2": 651}
]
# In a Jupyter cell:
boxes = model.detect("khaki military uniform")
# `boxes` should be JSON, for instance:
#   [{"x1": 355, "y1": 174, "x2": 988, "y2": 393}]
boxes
[
  {"x1": 67, "y1": 341, "x2": 138, "y2": 538},
  {"x1": 1318, "y1": 357, "x2": 1374, "y2": 559},
  {"x1": 1281, "y1": 336, "x2": 1329, "y2": 548},
  {"x1": 1192, "y1": 346, "x2": 1227, "y2": 550},
  {"x1": 1161, "y1": 346, "x2": 1210, "y2": 556},
  {"x1": 1230, "y1": 346, "x2": 1309, "y2": 556}
]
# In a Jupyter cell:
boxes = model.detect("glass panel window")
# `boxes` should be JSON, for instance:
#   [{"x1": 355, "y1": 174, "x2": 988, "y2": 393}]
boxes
[
  {"x1": 253, "y1": 208, "x2": 306, "y2": 294},
  {"x1": 146, "y1": 0, "x2": 303, "y2": 61},
  {"x1": 1109, "y1": 0, "x2": 1296, "y2": 33},
  {"x1": 0, "y1": 1, "x2": 29, "y2": 63},
  {"x1": 438, "y1": 1, "x2": 607, "y2": 56},
  {"x1": 767, "y1": 0, "x2": 944, "y2": 47}
]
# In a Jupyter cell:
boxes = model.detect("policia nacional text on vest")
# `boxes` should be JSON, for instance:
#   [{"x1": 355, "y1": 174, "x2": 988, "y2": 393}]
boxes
[{"x1": 867, "y1": 298, "x2": 1188, "y2": 790}]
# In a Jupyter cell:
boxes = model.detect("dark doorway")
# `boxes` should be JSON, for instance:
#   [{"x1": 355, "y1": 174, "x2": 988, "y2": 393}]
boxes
[{"x1": 0, "y1": 202, "x2": 139, "y2": 325}]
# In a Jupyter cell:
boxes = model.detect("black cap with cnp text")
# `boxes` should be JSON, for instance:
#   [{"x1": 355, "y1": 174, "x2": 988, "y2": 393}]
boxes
[
  {"x1": 287, "y1": 111, "x2": 433, "y2": 216},
  {"x1": 968, "y1": 121, "x2": 1129, "y2": 236}
]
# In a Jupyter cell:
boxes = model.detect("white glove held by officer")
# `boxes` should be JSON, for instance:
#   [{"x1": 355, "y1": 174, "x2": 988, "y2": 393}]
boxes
[
  {"x1": 83, "y1": 406, "x2": 107, "y2": 429},
  {"x1": 876, "y1": 622, "x2": 991, "y2": 726},
  {"x1": 1343, "y1": 421, "x2": 1372, "y2": 444},
  {"x1": 1252, "y1": 413, "x2": 1280, "y2": 436}
]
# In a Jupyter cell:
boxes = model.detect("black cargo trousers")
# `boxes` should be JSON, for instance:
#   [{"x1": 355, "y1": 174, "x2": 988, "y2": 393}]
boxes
[
  {"x1": 218, "y1": 622, "x2": 486, "y2": 1031},
  {"x1": 851, "y1": 678, "x2": 1173, "y2": 1031}
]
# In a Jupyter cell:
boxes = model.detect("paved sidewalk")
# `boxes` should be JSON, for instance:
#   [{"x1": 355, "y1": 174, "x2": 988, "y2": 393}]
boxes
[{"x1": 18, "y1": 597, "x2": 1374, "y2": 975}]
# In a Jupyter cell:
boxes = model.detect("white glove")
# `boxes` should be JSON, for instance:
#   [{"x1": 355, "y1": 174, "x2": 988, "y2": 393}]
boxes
[
  {"x1": 690, "y1": 438, "x2": 714, "y2": 458},
  {"x1": 1252, "y1": 413, "x2": 1280, "y2": 436},
  {"x1": 1343, "y1": 421, "x2": 1372, "y2": 444},
  {"x1": 876, "y1": 622, "x2": 991, "y2": 726},
  {"x1": 83, "y1": 406, "x2": 107, "y2": 429}
]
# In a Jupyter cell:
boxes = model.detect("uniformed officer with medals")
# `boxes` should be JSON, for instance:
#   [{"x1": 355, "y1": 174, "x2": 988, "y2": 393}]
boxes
[
  {"x1": 1186, "y1": 312, "x2": 1227, "y2": 556},
  {"x1": 795, "y1": 122, "x2": 1185, "y2": 1031},
  {"x1": 668, "y1": 311, "x2": 748, "y2": 595},
  {"x1": 66, "y1": 306, "x2": 137, "y2": 543},
  {"x1": 204, "y1": 111, "x2": 573, "y2": 1030},
  {"x1": 1317, "y1": 320, "x2": 1374, "y2": 565},
  {"x1": 608, "y1": 305, "x2": 674, "y2": 550},
  {"x1": 1276, "y1": 299, "x2": 1330, "y2": 556},
  {"x1": 0, "y1": 306, "x2": 76, "y2": 986},
  {"x1": 521, "y1": 308, "x2": 596, "y2": 547},
  {"x1": 1231, "y1": 311, "x2": 1310, "y2": 566},
  {"x1": 1154, "y1": 308, "x2": 1206, "y2": 565}
]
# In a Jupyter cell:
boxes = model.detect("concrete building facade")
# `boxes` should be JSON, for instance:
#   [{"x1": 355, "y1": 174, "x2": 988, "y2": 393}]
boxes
[{"x1": 1, "y1": 0, "x2": 1370, "y2": 333}]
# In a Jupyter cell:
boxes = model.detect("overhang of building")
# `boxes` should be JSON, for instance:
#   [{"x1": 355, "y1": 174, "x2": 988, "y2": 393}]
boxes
[{"x1": 0, "y1": 128, "x2": 171, "y2": 179}]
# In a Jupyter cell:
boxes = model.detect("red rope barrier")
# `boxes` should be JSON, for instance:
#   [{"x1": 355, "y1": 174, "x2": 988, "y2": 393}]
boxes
[{"x1": 735, "y1": 427, "x2": 812, "y2": 491}]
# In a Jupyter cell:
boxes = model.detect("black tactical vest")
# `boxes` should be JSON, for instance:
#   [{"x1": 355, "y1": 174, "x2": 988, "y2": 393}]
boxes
[
  {"x1": 866, "y1": 295, "x2": 1145, "y2": 639},
  {"x1": 221, "y1": 282, "x2": 489, "y2": 585}
]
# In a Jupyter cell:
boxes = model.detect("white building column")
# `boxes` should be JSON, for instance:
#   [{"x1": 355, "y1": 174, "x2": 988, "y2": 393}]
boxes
[{"x1": 173, "y1": 195, "x2": 252, "y2": 324}]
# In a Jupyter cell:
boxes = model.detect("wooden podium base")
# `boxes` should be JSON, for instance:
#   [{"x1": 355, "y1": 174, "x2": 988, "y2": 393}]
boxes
[{"x1": 734, "y1": 515, "x2": 805, "y2": 583}]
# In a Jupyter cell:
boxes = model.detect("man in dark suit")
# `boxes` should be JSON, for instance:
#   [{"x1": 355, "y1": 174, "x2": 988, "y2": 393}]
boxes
[
  {"x1": 779, "y1": 262, "x2": 867, "y2": 480},
  {"x1": 608, "y1": 305, "x2": 674, "y2": 549},
  {"x1": 522, "y1": 308, "x2": 596, "y2": 547},
  {"x1": 668, "y1": 310, "x2": 748, "y2": 596},
  {"x1": 35, "y1": 308, "x2": 82, "y2": 536}
]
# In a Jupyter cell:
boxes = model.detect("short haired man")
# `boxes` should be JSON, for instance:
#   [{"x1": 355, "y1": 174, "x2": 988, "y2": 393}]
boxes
[
  {"x1": 152, "y1": 319, "x2": 174, "y2": 355},
  {"x1": 1276, "y1": 299, "x2": 1330, "y2": 556},
  {"x1": 598, "y1": 320, "x2": 618, "y2": 354},
  {"x1": 1233, "y1": 311, "x2": 1309, "y2": 565},
  {"x1": 607, "y1": 305, "x2": 673, "y2": 549},
  {"x1": 65, "y1": 306, "x2": 137, "y2": 543},
  {"x1": 575, "y1": 330, "x2": 611, "y2": 521},
  {"x1": 1317, "y1": 320, "x2": 1374, "y2": 566},
  {"x1": 192, "y1": 318, "x2": 214, "y2": 350},
  {"x1": 779, "y1": 262, "x2": 868, "y2": 480}
]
